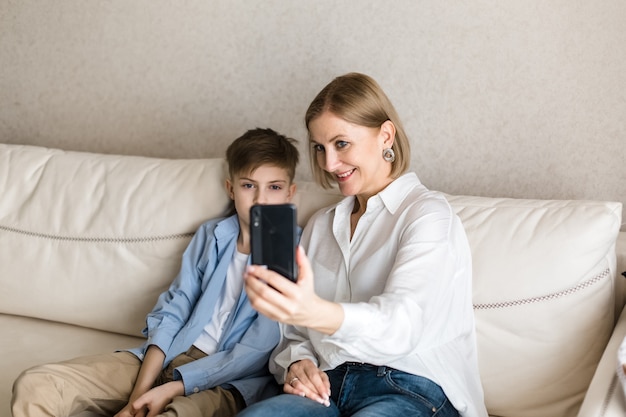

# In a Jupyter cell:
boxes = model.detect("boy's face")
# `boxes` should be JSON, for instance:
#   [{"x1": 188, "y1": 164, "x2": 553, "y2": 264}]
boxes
[{"x1": 226, "y1": 164, "x2": 296, "y2": 236}]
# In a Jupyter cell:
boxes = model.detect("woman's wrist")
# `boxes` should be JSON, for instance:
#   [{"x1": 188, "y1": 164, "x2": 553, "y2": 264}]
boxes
[
  {"x1": 287, "y1": 360, "x2": 302, "y2": 372},
  {"x1": 304, "y1": 298, "x2": 344, "y2": 335}
]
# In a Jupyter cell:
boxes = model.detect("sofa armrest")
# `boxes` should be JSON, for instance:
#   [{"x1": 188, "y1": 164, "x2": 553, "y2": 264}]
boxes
[{"x1": 578, "y1": 305, "x2": 626, "y2": 416}]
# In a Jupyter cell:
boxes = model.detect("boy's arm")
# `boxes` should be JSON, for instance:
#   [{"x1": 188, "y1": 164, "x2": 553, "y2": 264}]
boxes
[
  {"x1": 172, "y1": 313, "x2": 280, "y2": 395},
  {"x1": 114, "y1": 345, "x2": 169, "y2": 417},
  {"x1": 128, "y1": 345, "x2": 167, "y2": 401},
  {"x1": 141, "y1": 223, "x2": 215, "y2": 355}
]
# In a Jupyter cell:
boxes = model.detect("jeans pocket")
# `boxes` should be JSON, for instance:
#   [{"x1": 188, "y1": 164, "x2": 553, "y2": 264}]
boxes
[{"x1": 384, "y1": 370, "x2": 448, "y2": 412}]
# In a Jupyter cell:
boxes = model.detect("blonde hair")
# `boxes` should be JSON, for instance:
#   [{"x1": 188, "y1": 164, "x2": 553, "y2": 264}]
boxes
[{"x1": 304, "y1": 72, "x2": 411, "y2": 188}]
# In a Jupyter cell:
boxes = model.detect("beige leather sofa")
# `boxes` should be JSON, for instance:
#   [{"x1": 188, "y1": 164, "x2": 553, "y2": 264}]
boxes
[{"x1": 1, "y1": 143, "x2": 624, "y2": 417}]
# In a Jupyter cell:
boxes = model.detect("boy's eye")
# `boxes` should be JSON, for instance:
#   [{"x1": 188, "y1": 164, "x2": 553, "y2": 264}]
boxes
[
  {"x1": 242, "y1": 183, "x2": 255, "y2": 189},
  {"x1": 269, "y1": 184, "x2": 283, "y2": 191}
]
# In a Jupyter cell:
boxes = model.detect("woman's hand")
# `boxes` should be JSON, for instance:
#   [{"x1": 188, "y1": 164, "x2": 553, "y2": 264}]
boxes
[
  {"x1": 244, "y1": 246, "x2": 343, "y2": 335},
  {"x1": 283, "y1": 359, "x2": 331, "y2": 407}
]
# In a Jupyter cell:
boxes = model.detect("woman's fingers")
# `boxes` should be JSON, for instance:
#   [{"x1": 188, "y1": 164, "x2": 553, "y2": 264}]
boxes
[{"x1": 283, "y1": 360, "x2": 331, "y2": 407}]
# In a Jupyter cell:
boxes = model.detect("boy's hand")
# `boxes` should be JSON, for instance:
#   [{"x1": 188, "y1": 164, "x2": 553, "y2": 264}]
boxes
[
  {"x1": 283, "y1": 359, "x2": 330, "y2": 407},
  {"x1": 113, "y1": 403, "x2": 146, "y2": 417},
  {"x1": 133, "y1": 381, "x2": 184, "y2": 417},
  {"x1": 116, "y1": 381, "x2": 184, "y2": 417}
]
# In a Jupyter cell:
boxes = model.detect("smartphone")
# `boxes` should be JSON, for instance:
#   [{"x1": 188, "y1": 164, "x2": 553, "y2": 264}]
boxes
[{"x1": 250, "y1": 203, "x2": 298, "y2": 282}]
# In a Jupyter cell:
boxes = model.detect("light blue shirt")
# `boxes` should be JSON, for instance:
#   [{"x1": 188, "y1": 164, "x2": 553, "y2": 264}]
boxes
[{"x1": 128, "y1": 214, "x2": 281, "y2": 405}]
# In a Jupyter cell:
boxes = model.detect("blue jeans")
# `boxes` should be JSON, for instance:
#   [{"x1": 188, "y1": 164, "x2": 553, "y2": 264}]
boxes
[{"x1": 237, "y1": 362, "x2": 459, "y2": 417}]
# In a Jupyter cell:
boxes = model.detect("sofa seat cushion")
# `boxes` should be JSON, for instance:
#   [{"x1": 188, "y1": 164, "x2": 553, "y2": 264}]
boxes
[
  {"x1": 447, "y1": 194, "x2": 622, "y2": 417},
  {"x1": 0, "y1": 313, "x2": 143, "y2": 416}
]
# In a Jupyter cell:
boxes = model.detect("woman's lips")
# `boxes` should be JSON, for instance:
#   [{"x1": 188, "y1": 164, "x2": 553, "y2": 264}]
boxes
[{"x1": 335, "y1": 168, "x2": 355, "y2": 182}]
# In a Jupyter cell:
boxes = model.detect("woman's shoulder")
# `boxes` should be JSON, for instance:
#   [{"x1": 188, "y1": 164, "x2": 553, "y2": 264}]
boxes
[
  {"x1": 303, "y1": 201, "x2": 338, "y2": 229},
  {"x1": 395, "y1": 179, "x2": 457, "y2": 229},
  {"x1": 393, "y1": 173, "x2": 452, "y2": 213}
]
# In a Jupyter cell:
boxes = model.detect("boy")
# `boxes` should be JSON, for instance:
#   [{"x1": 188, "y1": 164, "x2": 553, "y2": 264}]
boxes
[{"x1": 11, "y1": 128, "x2": 299, "y2": 417}]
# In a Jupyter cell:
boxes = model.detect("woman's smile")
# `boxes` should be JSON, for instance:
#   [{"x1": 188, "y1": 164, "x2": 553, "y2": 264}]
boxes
[{"x1": 335, "y1": 168, "x2": 355, "y2": 181}]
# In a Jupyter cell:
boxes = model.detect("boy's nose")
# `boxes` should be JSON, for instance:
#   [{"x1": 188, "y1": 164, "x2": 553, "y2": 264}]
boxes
[{"x1": 255, "y1": 191, "x2": 267, "y2": 205}]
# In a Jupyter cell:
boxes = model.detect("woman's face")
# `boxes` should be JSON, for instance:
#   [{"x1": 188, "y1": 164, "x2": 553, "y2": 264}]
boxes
[{"x1": 309, "y1": 111, "x2": 395, "y2": 200}]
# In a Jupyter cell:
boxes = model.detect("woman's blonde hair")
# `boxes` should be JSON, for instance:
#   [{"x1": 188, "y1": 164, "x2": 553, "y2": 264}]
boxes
[{"x1": 304, "y1": 72, "x2": 411, "y2": 188}]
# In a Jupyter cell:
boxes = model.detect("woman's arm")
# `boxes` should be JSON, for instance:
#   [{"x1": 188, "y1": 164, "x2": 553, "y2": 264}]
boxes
[
  {"x1": 244, "y1": 246, "x2": 336, "y2": 406},
  {"x1": 244, "y1": 245, "x2": 344, "y2": 334}
]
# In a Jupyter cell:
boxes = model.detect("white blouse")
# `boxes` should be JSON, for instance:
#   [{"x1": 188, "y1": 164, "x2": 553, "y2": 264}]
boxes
[{"x1": 272, "y1": 172, "x2": 487, "y2": 417}]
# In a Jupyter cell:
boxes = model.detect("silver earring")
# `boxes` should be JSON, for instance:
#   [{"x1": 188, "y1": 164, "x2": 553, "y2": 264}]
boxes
[{"x1": 383, "y1": 148, "x2": 395, "y2": 162}]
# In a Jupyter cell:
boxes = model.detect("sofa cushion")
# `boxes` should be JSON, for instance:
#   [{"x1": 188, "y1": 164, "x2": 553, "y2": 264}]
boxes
[
  {"x1": 0, "y1": 313, "x2": 143, "y2": 417},
  {"x1": 0, "y1": 144, "x2": 231, "y2": 337},
  {"x1": 447, "y1": 194, "x2": 622, "y2": 417}
]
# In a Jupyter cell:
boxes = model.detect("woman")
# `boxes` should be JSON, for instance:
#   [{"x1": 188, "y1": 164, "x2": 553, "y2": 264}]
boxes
[{"x1": 240, "y1": 73, "x2": 487, "y2": 417}]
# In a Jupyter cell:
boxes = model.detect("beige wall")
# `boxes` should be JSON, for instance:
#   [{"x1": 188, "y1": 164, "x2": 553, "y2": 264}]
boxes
[{"x1": 1, "y1": 1, "x2": 625, "y2": 228}]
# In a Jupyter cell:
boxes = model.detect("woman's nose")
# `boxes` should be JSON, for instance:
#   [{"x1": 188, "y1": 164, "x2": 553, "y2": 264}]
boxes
[{"x1": 323, "y1": 151, "x2": 340, "y2": 172}]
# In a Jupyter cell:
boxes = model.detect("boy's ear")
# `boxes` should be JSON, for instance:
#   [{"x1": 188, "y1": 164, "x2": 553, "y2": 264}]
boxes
[
  {"x1": 225, "y1": 179, "x2": 235, "y2": 200},
  {"x1": 287, "y1": 183, "x2": 297, "y2": 202}
]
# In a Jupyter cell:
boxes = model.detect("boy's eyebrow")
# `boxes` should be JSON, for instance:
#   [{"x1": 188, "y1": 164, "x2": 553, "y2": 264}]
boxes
[{"x1": 237, "y1": 177, "x2": 288, "y2": 183}]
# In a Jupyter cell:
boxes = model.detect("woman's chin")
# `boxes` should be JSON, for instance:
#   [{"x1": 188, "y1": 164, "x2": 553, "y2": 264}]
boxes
[{"x1": 337, "y1": 182, "x2": 359, "y2": 197}]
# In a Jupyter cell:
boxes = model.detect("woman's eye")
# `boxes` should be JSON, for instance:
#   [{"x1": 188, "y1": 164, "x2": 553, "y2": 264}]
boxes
[
  {"x1": 336, "y1": 140, "x2": 348, "y2": 149},
  {"x1": 312, "y1": 144, "x2": 325, "y2": 153}
]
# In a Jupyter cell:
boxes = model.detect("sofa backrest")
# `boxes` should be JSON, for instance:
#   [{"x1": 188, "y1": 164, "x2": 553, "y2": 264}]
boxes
[
  {"x1": 0, "y1": 144, "x2": 345, "y2": 338},
  {"x1": 0, "y1": 144, "x2": 232, "y2": 336},
  {"x1": 448, "y1": 194, "x2": 622, "y2": 417},
  {"x1": 0, "y1": 143, "x2": 622, "y2": 417}
]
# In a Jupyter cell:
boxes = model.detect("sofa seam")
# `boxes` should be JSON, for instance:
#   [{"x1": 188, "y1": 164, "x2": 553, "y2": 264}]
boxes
[
  {"x1": 473, "y1": 268, "x2": 610, "y2": 310},
  {"x1": 598, "y1": 373, "x2": 618, "y2": 417},
  {"x1": 0, "y1": 224, "x2": 194, "y2": 243}
]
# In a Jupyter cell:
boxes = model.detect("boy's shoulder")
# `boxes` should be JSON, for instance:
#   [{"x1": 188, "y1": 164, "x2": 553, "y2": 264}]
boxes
[{"x1": 195, "y1": 214, "x2": 239, "y2": 235}]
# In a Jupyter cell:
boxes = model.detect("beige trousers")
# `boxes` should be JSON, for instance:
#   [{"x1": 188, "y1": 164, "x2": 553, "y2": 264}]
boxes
[{"x1": 11, "y1": 348, "x2": 245, "y2": 417}]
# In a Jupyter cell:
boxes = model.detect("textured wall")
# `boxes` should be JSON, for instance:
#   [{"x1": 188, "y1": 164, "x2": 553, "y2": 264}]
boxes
[{"x1": 1, "y1": 1, "x2": 625, "y2": 228}]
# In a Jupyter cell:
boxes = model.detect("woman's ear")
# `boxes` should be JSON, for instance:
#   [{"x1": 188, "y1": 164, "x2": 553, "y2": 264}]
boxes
[
  {"x1": 225, "y1": 179, "x2": 235, "y2": 200},
  {"x1": 380, "y1": 120, "x2": 396, "y2": 149}
]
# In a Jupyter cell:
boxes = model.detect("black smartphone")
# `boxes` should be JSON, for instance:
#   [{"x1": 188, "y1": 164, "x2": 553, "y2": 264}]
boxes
[{"x1": 250, "y1": 203, "x2": 298, "y2": 282}]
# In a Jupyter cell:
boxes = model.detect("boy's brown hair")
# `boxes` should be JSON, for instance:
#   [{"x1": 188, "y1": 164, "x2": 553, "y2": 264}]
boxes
[{"x1": 226, "y1": 128, "x2": 299, "y2": 182}]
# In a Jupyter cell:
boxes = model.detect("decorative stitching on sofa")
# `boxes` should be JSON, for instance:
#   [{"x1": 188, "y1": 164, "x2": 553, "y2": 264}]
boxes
[
  {"x1": 599, "y1": 373, "x2": 618, "y2": 417},
  {"x1": 473, "y1": 268, "x2": 610, "y2": 310},
  {"x1": 0, "y1": 224, "x2": 194, "y2": 243}
]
